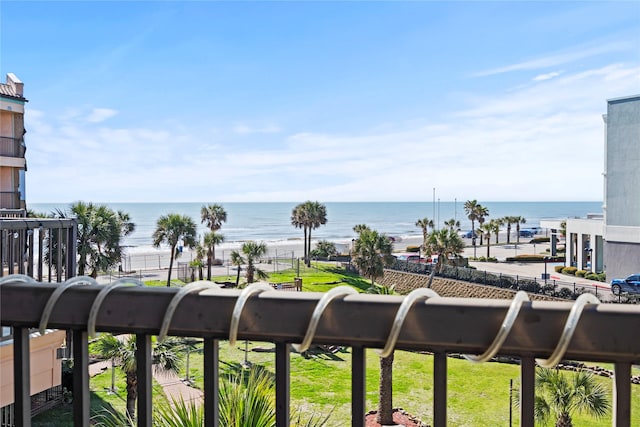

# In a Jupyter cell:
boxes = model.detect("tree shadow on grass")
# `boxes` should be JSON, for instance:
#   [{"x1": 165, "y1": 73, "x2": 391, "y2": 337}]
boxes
[
  {"x1": 220, "y1": 361, "x2": 276, "y2": 385},
  {"x1": 32, "y1": 392, "x2": 124, "y2": 427}
]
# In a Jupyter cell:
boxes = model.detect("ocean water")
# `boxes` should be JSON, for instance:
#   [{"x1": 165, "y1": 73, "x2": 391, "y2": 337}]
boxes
[{"x1": 29, "y1": 201, "x2": 602, "y2": 250}]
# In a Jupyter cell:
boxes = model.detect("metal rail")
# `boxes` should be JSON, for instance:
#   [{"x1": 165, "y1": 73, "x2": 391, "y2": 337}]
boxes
[{"x1": 1, "y1": 277, "x2": 638, "y2": 426}]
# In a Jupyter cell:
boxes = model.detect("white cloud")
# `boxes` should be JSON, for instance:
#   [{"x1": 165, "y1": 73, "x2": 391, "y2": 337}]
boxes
[
  {"x1": 24, "y1": 62, "x2": 640, "y2": 203},
  {"x1": 533, "y1": 71, "x2": 561, "y2": 81},
  {"x1": 475, "y1": 41, "x2": 631, "y2": 77},
  {"x1": 85, "y1": 108, "x2": 118, "y2": 123},
  {"x1": 232, "y1": 123, "x2": 281, "y2": 135}
]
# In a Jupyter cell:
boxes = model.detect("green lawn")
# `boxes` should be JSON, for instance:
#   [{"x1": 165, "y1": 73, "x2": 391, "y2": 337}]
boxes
[{"x1": 182, "y1": 342, "x2": 640, "y2": 427}]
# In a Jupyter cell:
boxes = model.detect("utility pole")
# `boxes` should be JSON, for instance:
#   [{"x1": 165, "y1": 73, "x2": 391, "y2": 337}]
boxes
[{"x1": 432, "y1": 188, "x2": 436, "y2": 225}]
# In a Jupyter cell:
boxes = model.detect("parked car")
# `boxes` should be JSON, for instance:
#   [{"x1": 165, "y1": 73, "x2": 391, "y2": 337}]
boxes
[
  {"x1": 459, "y1": 230, "x2": 477, "y2": 239},
  {"x1": 518, "y1": 229, "x2": 535, "y2": 238},
  {"x1": 394, "y1": 253, "x2": 431, "y2": 263},
  {"x1": 610, "y1": 274, "x2": 640, "y2": 295}
]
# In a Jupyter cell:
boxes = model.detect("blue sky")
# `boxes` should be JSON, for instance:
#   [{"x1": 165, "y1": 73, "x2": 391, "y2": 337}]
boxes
[{"x1": 2, "y1": 1, "x2": 639, "y2": 203}]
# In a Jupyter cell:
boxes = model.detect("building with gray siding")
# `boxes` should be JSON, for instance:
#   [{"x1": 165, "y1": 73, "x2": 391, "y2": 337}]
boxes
[
  {"x1": 565, "y1": 94, "x2": 640, "y2": 280},
  {"x1": 602, "y1": 94, "x2": 640, "y2": 280}
]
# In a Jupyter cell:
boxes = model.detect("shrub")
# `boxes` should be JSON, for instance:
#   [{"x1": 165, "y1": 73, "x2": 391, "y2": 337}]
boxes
[
  {"x1": 585, "y1": 272, "x2": 606, "y2": 282},
  {"x1": 505, "y1": 254, "x2": 545, "y2": 262},
  {"x1": 530, "y1": 237, "x2": 550, "y2": 244},
  {"x1": 575, "y1": 270, "x2": 587, "y2": 277},
  {"x1": 554, "y1": 265, "x2": 564, "y2": 273},
  {"x1": 487, "y1": 257, "x2": 497, "y2": 262},
  {"x1": 478, "y1": 256, "x2": 487, "y2": 262},
  {"x1": 405, "y1": 245, "x2": 420, "y2": 253},
  {"x1": 561, "y1": 266, "x2": 578, "y2": 275}
]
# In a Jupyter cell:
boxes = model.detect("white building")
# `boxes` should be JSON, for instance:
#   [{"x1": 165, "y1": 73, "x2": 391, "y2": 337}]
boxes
[{"x1": 564, "y1": 94, "x2": 640, "y2": 279}]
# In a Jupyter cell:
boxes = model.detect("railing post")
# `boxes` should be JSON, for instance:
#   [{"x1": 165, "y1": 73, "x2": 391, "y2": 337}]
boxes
[
  {"x1": 136, "y1": 334, "x2": 153, "y2": 427},
  {"x1": 433, "y1": 352, "x2": 447, "y2": 427},
  {"x1": 351, "y1": 346, "x2": 366, "y2": 427},
  {"x1": 520, "y1": 357, "x2": 535, "y2": 427},
  {"x1": 613, "y1": 362, "x2": 631, "y2": 427},
  {"x1": 13, "y1": 327, "x2": 30, "y2": 427},
  {"x1": 203, "y1": 338, "x2": 219, "y2": 427},
  {"x1": 275, "y1": 342, "x2": 290, "y2": 427},
  {"x1": 72, "y1": 330, "x2": 90, "y2": 426}
]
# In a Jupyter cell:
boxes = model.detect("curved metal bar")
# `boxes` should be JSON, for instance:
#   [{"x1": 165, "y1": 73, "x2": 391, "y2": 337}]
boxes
[
  {"x1": 39, "y1": 276, "x2": 99, "y2": 334},
  {"x1": 377, "y1": 288, "x2": 440, "y2": 358},
  {"x1": 158, "y1": 281, "x2": 222, "y2": 341},
  {"x1": 228, "y1": 283, "x2": 273, "y2": 346},
  {"x1": 464, "y1": 290, "x2": 530, "y2": 363},
  {"x1": 292, "y1": 286, "x2": 358, "y2": 353},
  {"x1": 536, "y1": 293, "x2": 601, "y2": 368},
  {"x1": 0, "y1": 274, "x2": 38, "y2": 285},
  {"x1": 87, "y1": 278, "x2": 145, "y2": 337}
]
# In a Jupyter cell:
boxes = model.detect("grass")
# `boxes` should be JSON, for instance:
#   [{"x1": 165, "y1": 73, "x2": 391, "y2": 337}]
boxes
[
  {"x1": 180, "y1": 343, "x2": 640, "y2": 426},
  {"x1": 210, "y1": 262, "x2": 373, "y2": 292}
]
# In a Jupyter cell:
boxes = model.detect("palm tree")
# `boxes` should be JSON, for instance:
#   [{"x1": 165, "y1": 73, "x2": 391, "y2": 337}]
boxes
[
  {"x1": 415, "y1": 217, "x2": 434, "y2": 248},
  {"x1": 292, "y1": 201, "x2": 328, "y2": 267},
  {"x1": 95, "y1": 334, "x2": 182, "y2": 420},
  {"x1": 464, "y1": 199, "x2": 480, "y2": 240},
  {"x1": 476, "y1": 205, "x2": 489, "y2": 246},
  {"x1": 69, "y1": 202, "x2": 135, "y2": 277},
  {"x1": 291, "y1": 204, "x2": 309, "y2": 263},
  {"x1": 502, "y1": 216, "x2": 517, "y2": 244},
  {"x1": 240, "y1": 241, "x2": 268, "y2": 284},
  {"x1": 192, "y1": 242, "x2": 206, "y2": 280},
  {"x1": 152, "y1": 214, "x2": 197, "y2": 286},
  {"x1": 180, "y1": 337, "x2": 201, "y2": 385},
  {"x1": 93, "y1": 333, "x2": 121, "y2": 393},
  {"x1": 351, "y1": 228, "x2": 395, "y2": 287},
  {"x1": 351, "y1": 226, "x2": 395, "y2": 425},
  {"x1": 534, "y1": 368, "x2": 610, "y2": 427},
  {"x1": 478, "y1": 223, "x2": 492, "y2": 258},
  {"x1": 307, "y1": 201, "x2": 327, "y2": 266},
  {"x1": 201, "y1": 204, "x2": 227, "y2": 271},
  {"x1": 229, "y1": 250, "x2": 244, "y2": 287},
  {"x1": 424, "y1": 228, "x2": 465, "y2": 287},
  {"x1": 203, "y1": 231, "x2": 224, "y2": 280},
  {"x1": 443, "y1": 218, "x2": 461, "y2": 232},
  {"x1": 492, "y1": 217, "x2": 504, "y2": 244},
  {"x1": 515, "y1": 216, "x2": 526, "y2": 244},
  {"x1": 200, "y1": 204, "x2": 227, "y2": 233}
]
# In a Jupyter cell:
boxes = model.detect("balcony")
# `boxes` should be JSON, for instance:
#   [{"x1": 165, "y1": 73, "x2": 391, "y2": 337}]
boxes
[
  {"x1": 1, "y1": 277, "x2": 638, "y2": 427},
  {"x1": 0, "y1": 193, "x2": 21, "y2": 211},
  {"x1": 0, "y1": 138, "x2": 24, "y2": 159}
]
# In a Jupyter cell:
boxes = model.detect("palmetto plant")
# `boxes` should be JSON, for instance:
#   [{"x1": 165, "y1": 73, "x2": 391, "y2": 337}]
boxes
[
  {"x1": 241, "y1": 241, "x2": 268, "y2": 284},
  {"x1": 534, "y1": 368, "x2": 610, "y2": 427}
]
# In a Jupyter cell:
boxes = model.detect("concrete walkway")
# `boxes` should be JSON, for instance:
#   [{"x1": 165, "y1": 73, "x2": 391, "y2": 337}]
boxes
[{"x1": 88, "y1": 339, "x2": 204, "y2": 406}]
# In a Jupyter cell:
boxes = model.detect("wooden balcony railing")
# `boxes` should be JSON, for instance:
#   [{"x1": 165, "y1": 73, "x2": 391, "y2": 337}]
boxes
[
  {"x1": 0, "y1": 137, "x2": 24, "y2": 158},
  {"x1": 1, "y1": 277, "x2": 639, "y2": 427}
]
